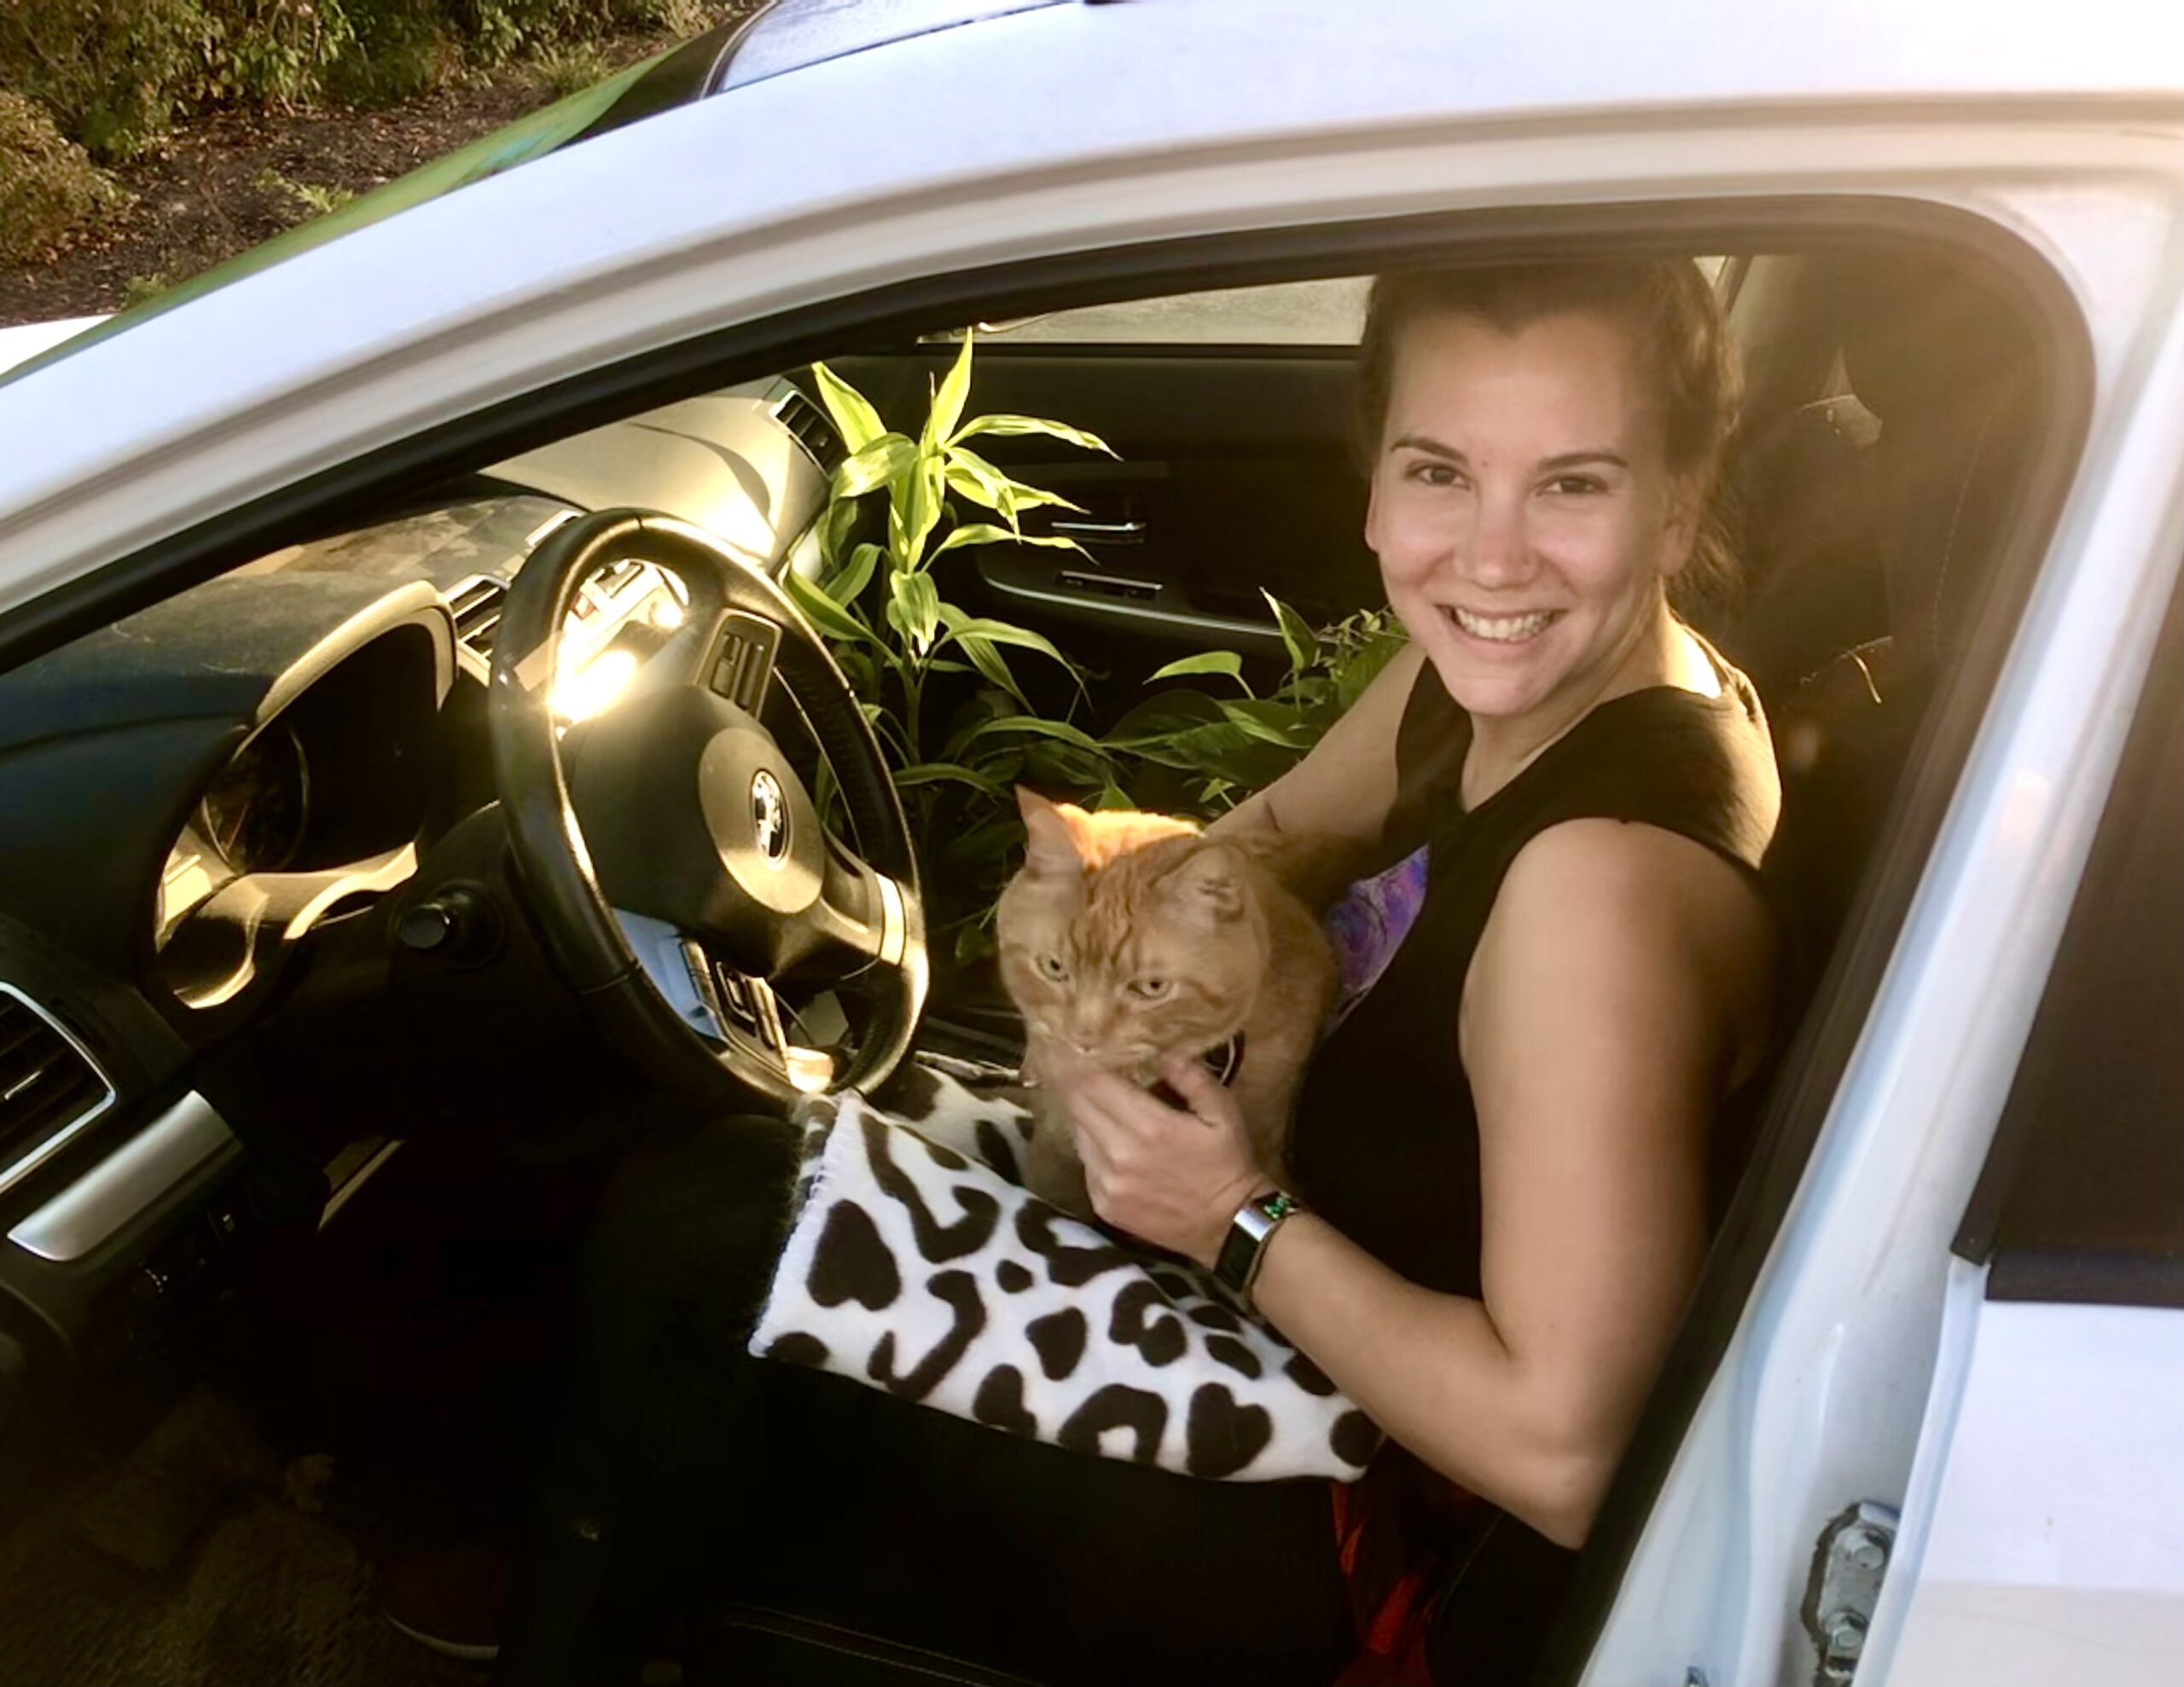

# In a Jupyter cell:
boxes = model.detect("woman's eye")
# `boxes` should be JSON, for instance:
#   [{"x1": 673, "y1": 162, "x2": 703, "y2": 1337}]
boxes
[
  {"x1": 1128, "y1": 977, "x2": 1172, "y2": 1000},
  {"x1": 1405, "y1": 461, "x2": 1461, "y2": 489},
  {"x1": 1037, "y1": 954, "x2": 1069, "y2": 982},
  {"x1": 1543, "y1": 474, "x2": 1607, "y2": 497}
]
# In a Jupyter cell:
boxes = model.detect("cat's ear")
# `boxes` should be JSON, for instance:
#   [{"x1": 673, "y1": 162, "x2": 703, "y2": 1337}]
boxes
[
  {"x1": 1017, "y1": 787, "x2": 1086, "y2": 878},
  {"x1": 1157, "y1": 844, "x2": 1248, "y2": 927}
]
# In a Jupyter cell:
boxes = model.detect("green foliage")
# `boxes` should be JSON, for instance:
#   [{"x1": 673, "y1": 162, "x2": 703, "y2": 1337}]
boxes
[
  {"x1": 790, "y1": 334, "x2": 1120, "y2": 948},
  {"x1": 122, "y1": 270, "x2": 177, "y2": 306},
  {"x1": 255, "y1": 165, "x2": 355, "y2": 219},
  {"x1": 529, "y1": 41, "x2": 617, "y2": 100},
  {"x1": 0, "y1": 90, "x2": 124, "y2": 265},
  {"x1": 1105, "y1": 600, "x2": 1408, "y2": 815},
  {"x1": 0, "y1": 0, "x2": 748, "y2": 163},
  {"x1": 0, "y1": 0, "x2": 357, "y2": 163},
  {"x1": 787, "y1": 337, "x2": 1405, "y2": 957}
]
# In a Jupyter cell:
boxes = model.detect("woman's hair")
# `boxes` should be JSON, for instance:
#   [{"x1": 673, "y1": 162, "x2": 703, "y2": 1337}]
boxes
[{"x1": 1354, "y1": 258, "x2": 1744, "y2": 609}]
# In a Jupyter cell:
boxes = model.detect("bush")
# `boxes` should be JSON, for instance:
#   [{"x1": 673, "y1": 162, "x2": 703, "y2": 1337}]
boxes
[
  {"x1": 0, "y1": 91, "x2": 124, "y2": 265},
  {"x1": 0, "y1": 0, "x2": 740, "y2": 163},
  {"x1": 0, "y1": 0, "x2": 354, "y2": 162}
]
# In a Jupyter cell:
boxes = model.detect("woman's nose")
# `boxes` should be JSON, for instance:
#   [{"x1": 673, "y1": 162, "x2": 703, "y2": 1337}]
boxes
[{"x1": 1462, "y1": 492, "x2": 1533, "y2": 589}]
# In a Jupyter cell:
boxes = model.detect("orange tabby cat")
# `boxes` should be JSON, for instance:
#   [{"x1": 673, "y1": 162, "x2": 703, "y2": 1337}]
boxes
[{"x1": 995, "y1": 789, "x2": 1339, "y2": 1220}]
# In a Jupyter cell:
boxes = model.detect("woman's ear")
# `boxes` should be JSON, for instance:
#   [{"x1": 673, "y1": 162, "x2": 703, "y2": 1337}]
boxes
[
  {"x1": 1017, "y1": 787, "x2": 1086, "y2": 878},
  {"x1": 1658, "y1": 472, "x2": 1703, "y2": 579}
]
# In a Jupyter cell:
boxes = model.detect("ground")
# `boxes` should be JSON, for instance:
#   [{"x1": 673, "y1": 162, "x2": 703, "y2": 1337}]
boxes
[{"x1": 0, "y1": 17, "x2": 752, "y2": 329}]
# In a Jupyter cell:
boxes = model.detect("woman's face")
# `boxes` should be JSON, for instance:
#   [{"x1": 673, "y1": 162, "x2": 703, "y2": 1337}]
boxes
[{"x1": 1364, "y1": 306, "x2": 1698, "y2": 724}]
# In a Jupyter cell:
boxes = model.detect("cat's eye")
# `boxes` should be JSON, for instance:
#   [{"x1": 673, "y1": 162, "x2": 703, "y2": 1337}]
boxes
[
  {"x1": 1127, "y1": 976, "x2": 1172, "y2": 1000},
  {"x1": 1036, "y1": 954, "x2": 1069, "y2": 982}
]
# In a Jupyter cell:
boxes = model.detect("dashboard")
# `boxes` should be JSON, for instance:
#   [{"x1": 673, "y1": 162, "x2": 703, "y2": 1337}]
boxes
[{"x1": 0, "y1": 375, "x2": 835, "y2": 1509}]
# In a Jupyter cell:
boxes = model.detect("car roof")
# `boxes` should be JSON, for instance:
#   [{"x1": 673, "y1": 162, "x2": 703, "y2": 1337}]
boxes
[
  {"x1": 3, "y1": 0, "x2": 2181, "y2": 631},
  {"x1": 717, "y1": 0, "x2": 1073, "y2": 90}
]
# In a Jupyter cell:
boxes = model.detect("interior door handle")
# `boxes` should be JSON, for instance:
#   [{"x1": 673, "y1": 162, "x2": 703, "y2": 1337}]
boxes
[{"x1": 1051, "y1": 518, "x2": 1147, "y2": 544}]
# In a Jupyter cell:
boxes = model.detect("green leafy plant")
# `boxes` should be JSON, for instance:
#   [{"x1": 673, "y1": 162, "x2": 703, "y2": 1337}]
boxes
[
  {"x1": 779, "y1": 332, "x2": 1407, "y2": 958},
  {"x1": 786, "y1": 331, "x2": 1126, "y2": 920},
  {"x1": 1104, "y1": 601, "x2": 1408, "y2": 814},
  {"x1": 782, "y1": 333, "x2": 1129, "y2": 949}
]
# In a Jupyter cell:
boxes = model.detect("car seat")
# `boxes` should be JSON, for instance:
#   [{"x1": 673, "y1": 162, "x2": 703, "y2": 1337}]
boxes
[{"x1": 1729, "y1": 248, "x2": 2043, "y2": 994}]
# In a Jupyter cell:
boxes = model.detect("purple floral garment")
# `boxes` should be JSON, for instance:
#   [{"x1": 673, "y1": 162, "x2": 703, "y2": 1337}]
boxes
[{"x1": 1322, "y1": 844, "x2": 1430, "y2": 1029}]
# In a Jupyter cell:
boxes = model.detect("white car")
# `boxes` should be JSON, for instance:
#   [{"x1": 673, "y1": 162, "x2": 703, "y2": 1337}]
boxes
[{"x1": 0, "y1": 3, "x2": 2178, "y2": 1684}]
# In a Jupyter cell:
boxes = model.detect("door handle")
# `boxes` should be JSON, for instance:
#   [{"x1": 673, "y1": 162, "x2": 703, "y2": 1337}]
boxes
[{"x1": 1051, "y1": 518, "x2": 1147, "y2": 544}]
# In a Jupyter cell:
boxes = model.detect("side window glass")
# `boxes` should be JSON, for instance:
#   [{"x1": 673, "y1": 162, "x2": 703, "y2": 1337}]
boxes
[{"x1": 937, "y1": 278, "x2": 1372, "y2": 346}]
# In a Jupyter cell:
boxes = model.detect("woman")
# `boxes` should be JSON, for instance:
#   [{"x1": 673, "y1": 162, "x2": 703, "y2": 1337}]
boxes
[
  {"x1": 1055, "y1": 260, "x2": 1780, "y2": 1682},
  {"x1": 500, "y1": 258, "x2": 1778, "y2": 1687}
]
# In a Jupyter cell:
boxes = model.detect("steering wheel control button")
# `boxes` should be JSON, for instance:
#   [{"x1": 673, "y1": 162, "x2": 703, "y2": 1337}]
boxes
[
  {"x1": 707, "y1": 611, "x2": 781, "y2": 711},
  {"x1": 751, "y1": 770, "x2": 791, "y2": 865}
]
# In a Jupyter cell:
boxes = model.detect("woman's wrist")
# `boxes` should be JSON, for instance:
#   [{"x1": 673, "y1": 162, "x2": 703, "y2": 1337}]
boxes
[{"x1": 1190, "y1": 1171, "x2": 1275, "y2": 1270}]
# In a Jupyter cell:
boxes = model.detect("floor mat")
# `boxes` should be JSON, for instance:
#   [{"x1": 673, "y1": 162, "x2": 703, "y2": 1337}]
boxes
[{"x1": 0, "y1": 1488, "x2": 483, "y2": 1687}]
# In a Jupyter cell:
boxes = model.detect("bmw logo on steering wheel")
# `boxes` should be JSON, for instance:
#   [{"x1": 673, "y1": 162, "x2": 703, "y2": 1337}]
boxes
[{"x1": 750, "y1": 769, "x2": 791, "y2": 865}]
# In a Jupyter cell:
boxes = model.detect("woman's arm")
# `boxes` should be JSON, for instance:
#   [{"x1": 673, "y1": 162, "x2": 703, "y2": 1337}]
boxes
[
  {"x1": 1209, "y1": 641, "x2": 1424, "y2": 843},
  {"x1": 1061, "y1": 817, "x2": 1774, "y2": 1548}
]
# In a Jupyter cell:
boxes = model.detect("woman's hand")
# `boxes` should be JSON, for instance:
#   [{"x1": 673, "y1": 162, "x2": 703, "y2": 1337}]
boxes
[{"x1": 1052, "y1": 1053, "x2": 1266, "y2": 1267}]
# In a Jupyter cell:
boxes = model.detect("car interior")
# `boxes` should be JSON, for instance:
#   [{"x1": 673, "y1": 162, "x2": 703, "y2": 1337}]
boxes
[{"x1": 0, "y1": 222, "x2": 2077, "y2": 1684}]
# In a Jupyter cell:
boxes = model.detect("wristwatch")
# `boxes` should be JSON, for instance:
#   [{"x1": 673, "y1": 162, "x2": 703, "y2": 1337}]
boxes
[{"x1": 1213, "y1": 1189, "x2": 1302, "y2": 1304}]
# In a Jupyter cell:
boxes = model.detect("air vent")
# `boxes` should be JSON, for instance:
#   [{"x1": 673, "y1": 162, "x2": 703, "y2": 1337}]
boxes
[
  {"x1": 0, "y1": 984, "x2": 114, "y2": 1195},
  {"x1": 774, "y1": 388, "x2": 845, "y2": 472},
  {"x1": 448, "y1": 576, "x2": 508, "y2": 661}
]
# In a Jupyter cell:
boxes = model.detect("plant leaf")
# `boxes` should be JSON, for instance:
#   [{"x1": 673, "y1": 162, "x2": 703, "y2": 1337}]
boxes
[
  {"x1": 819, "y1": 497, "x2": 859, "y2": 570},
  {"x1": 895, "y1": 760, "x2": 1009, "y2": 797},
  {"x1": 931, "y1": 523, "x2": 1085, "y2": 559},
  {"x1": 1147, "y1": 650, "x2": 1249, "y2": 689},
  {"x1": 810, "y1": 362, "x2": 886, "y2": 453},
  {"x1": 951, "y1": 632, "x2": 1027, "y2": 707},
  {"x1": 825, "y1": 541, "x2": 882, "y2": 606},
  {"x1": 944, "y1": 447, "x2": 1084, "y2": 525},
  {"x1": 949, "y1": 414, "x2": 1118, "y2": 455},
  {"x1": 887, "y1": 569, "x2": 941, "y2": 655},
  {"x1": 782, "y1": 563, "x2": 875, "y2": 646},
  {"x1": 950, "y1": 712, "x2": 1109, "y2": 756},
  {"x1": 1260, "y1": 591, "x2": 1321, "y2": 677},
  {"x1": 835, "y1": 432, "x2": 915, "y2": 501},
  {"x1": 892, "y1": 450, "x2": 948, "y2": 571},
  {"x1": 925, "y1": 328, "x2": 976, "y2": 453},
  {"x1": 944, "y1": 614, "x2": 1077, "y2": 665},
  {"x1": 927, "y1": 522, "x2": 1015, "y2": 555},
  {"x1": 1217, "y1": 697, "x2": 1314, "y2": 747}
]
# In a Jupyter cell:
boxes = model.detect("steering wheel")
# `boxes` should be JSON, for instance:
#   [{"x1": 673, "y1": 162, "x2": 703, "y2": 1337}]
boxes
[{"x1": 488, "y1": 509, "x2": 926, "y2": 1107}]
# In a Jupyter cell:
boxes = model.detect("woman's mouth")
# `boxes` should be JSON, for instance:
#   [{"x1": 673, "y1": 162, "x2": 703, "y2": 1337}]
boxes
[{"x1": 1443, "y1": 605, "x2": 1560, "y2": 645}]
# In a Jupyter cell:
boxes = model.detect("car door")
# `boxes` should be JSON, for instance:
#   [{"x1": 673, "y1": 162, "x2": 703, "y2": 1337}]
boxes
[{"x1": 1859, "y1": 584, "x2": 2184, "y2": 1687}]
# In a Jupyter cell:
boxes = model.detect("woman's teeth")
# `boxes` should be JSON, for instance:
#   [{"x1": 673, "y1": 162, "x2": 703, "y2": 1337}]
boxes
[{"x1": 1447, "y1": 606, "x2": 1556, "y2": 643}]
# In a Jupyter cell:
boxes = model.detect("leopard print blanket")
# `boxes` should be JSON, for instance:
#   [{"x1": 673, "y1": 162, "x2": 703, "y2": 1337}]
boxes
[{"x1": 748, "y1": 1063, "x2": 1380, "y2": 1482}]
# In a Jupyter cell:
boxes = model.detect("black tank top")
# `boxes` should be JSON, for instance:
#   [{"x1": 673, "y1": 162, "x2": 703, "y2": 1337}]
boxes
[
  {"x1": 1287, "y1": 648, "x2": 1779, "y2": 1685},
  {"x1": 1292, "y1": 652, "x2": 1779, "y2": 1293}
]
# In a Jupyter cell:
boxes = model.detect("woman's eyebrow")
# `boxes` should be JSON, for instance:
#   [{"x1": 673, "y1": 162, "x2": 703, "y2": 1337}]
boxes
[{"x1": 1385, "y1": 438, "x2": 1629, "y2": 472}]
